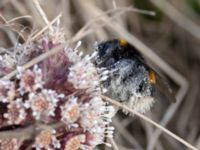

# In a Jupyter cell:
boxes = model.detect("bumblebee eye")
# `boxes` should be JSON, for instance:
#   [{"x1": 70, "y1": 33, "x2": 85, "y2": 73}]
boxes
[
  {"x1": 148, "y1": 70, "x2": 156, "y2": 84},
  {"x1": 119, "y1": 39, "x2": 128, "y2": 47}
]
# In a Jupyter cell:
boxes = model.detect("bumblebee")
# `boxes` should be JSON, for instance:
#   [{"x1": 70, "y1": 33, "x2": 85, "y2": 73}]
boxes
[{"x1": 94, "y1": 39, "x2": 175, "y2": 113}]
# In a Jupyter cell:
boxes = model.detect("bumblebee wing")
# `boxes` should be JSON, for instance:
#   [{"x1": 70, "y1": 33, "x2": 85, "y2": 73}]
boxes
[
  {"x1": 152, "y1": 72, "x2": 176, "y2": 103},
  {"x1": 135, "y1": 57, "x2": 176, "y2": 103}
]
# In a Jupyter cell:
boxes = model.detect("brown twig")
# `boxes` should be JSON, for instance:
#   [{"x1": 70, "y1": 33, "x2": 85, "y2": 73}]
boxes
[
  {"x1": 101, "y1": 95, "x2": 198, "y2": 150},
  {"x1": 29, "y1": 13, "x2": 62, "y2": 41},
  {"x1": 150, "y1": 0, "x2": 200, "y2": 40},
  {"x1": 32, "y1": 0, "x2": 53, "y2": 31},
  {"x1": 108, "y1": 137, "x2": 119, "y2": 150},
  {"x1": 0, "y1": 121, "x2": 64, "y2": 140},
  {"x1": 0, "y1": 125, "x2": 35, "y2": 140},
  {"x1": 113, "y1": 117, "x2": 142, "y2": 149}
]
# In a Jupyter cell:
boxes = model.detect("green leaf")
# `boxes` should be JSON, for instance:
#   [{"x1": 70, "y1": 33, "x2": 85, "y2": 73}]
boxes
[{"x1": 186, "y1": 0, "x2": 200, "y2": 16}]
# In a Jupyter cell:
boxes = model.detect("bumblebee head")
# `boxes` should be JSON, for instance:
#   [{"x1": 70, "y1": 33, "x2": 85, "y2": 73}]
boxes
[
  {"x1": 94, "y1": 39, "x2": 119, "y2": 67},
  {"x1": 94, "y1": 39, "x2": 143, "y2": 68}
]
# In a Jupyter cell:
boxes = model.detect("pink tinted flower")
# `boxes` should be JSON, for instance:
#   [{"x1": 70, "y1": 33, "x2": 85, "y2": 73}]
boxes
[
  {"x1": 0, "y1": 80, "x2": 15, "y2": 103},
  {"x1": 34, "y1": 129, "x2": 60, "y2": 150},
  {"x1": 24, "y1": 89, "x2": 64, "y2": 120},
  {"x1": 68, "y1": 54, "x2": 99, "y2": 91},
  {"x1": 17, "y1": 65, "x2": 43, "y2": 94},
  {"x1": 61, "y1": 96, "x2": 80, "y2": 125},
  {"x1": 64, "y1": 134, "x2": 86, "y2": 150},
  {"x1": 3, "y1": 98, "x2": 26, "y2": 125},
  {"x1": 0, "y1": 138, "x2": 22, "y2": 150}
]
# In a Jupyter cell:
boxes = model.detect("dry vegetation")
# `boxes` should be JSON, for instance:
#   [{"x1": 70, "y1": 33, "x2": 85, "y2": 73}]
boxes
[{"x1": 0, "y1": 0, "x2": 200, "y2": 150}]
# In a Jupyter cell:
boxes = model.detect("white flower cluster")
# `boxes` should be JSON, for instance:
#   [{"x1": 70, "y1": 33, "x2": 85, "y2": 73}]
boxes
[{"x1": 0, "y1": 25, "x2": 114, "y2": 150}]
